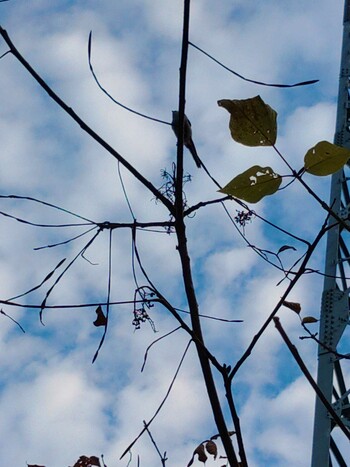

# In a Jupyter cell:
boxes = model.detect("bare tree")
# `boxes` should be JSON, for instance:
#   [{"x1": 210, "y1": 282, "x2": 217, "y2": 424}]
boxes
[{"x1": 0, "y1": 1, "x2": 348, "y2": 466}]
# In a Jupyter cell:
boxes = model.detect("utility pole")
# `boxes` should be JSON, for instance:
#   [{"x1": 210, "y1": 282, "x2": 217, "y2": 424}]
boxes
[{"x1": 311, "y1": 1, "x2": 350, "y2": 465}]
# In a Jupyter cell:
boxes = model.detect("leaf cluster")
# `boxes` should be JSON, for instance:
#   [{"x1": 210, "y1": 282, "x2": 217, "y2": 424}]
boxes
[{"x1": 218, "y1": 96, "x2": 350, "y2": 202}]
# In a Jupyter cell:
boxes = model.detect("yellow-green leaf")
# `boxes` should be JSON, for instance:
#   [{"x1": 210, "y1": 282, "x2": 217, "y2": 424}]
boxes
[
  {"x1": 304, "y1": 141, "x2": 350, "y2": 176},
  {"x1": 218, "y1": 95, "x2": 277, "y2": 146},
  {"x1": 219, "y1": 165, "x2": 282, "y2": 203}
]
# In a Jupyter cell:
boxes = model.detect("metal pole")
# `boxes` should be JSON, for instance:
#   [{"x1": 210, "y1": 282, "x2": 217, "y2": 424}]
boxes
[{"x1": 311, "y1": 1, "x2": 350, "y2": 465}]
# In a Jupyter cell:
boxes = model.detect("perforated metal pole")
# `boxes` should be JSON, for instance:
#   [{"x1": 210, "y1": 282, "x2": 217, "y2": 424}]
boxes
[{"x1": 311, "y1": 2, "x2": 350, "y2": 465}]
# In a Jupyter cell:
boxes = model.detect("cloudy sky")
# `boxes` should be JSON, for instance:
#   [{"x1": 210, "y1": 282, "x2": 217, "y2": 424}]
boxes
[{"x1": 0, "y1": 0, "x2": 348, "y2": 466}]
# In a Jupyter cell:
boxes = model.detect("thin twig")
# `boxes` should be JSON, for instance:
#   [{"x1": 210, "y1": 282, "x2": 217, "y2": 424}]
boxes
[
  {"x1": 34, "y1": 225, "x2": 99, "y2": 250},
  {"x1": 117, "y1": 161, "x2": 136, "y2": 220},
  {"x1": 8, "y1": 258, "x2": 67, "y2": 301},
  {"x1": 230, "y1": 215, "x2": 331, "y2": 379},
  {"x1": 88, "y1": 32, "x2": 169, "y2": 126},
  {"x1": 175, "y1": 307, "x2": 243, "y2": 323},
  {"x1": 0, "y1": 194, "x2": 95, "y2": 223},
  {"x1": 92, "y1": 229, "x2": 113, "y2": 363},
  {"x1": 39, "y1": 229, "x2": 101, "y2": 323},
  {"x1": 0, "y1": 309, "x2": 25, "y2": 333},
  {"x1": 120, "y1": 339, "x2": 192, "y2": 460},
  {"x1": 189, "y1": 41, "x2": 319, "y2": 88},
  {"x1": 132, "y1": 234, "x2": 223, "y2": 371},
  {"x1": 300, "y1": 322, "x2": 350, "y2": 360},
  {"x1": 143, "y1": 422, "x2": 168, "y2": 466},
  {"x1": 0, "y1": 209, "x2": 93, "y2": 228},
  {"x1": 141, "y1": 327, "x2": 181, "y2": 372},
  {"x1": 0, "y1": 27, "x2": 174, "y2": 214}
]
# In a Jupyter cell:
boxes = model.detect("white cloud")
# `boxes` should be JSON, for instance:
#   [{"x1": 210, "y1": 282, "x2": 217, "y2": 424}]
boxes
[
  {"x1": 0, "y1": 0, "x2": 347, "y2": 465},
  {"x1": 242, "y1": 377, "x2": 315, "y2": 466}
]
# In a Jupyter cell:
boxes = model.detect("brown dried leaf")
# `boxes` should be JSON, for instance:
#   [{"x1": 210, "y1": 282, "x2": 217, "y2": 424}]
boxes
[
  {"x1": 72, "y1": 455, "x2": 101, "y2": 467},
  {"x1": 88, "y1": 456, "x2": 101, "y2": 466},
  {"x1": 282, "y1": 301, "x2": 301, "y2": 314},
  {"x1": 206, "y1": 440, "x2": 218, "y2": 459},
  {"x1": 278, "y1": 245, "x2": 296, "y2": 254},
  {"x1": 302, "y1": 316, "x2": 318, "y2": 324},
  {"x1": 194, "y1": 444, "x2": 208, "y2": 463},
  {"x1": 187, "y1": 444, "x2": 208, "y2": 466},
  {"x1": 93, "y1": 305, "x2": 107, "y2": 327}
]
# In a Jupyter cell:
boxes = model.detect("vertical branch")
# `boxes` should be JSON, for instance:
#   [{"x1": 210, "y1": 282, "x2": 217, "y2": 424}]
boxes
[
  {"x1": 224, "y1": 376, "x2": 248, "y2": 467},
  {"x1": 174, "y1": 2, "x2": 238, "y2": 464},
  {"x1": 174, "y1": 0, "x2": 190, "y2": 219},
  {"x1": 176, "y1": 227, "x2": 239, "y2": 465}
]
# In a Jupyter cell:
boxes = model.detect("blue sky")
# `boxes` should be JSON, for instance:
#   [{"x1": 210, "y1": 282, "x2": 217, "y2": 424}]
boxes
[{"x1": 0, "y1": 1, "x2": 348, "y2": 466}]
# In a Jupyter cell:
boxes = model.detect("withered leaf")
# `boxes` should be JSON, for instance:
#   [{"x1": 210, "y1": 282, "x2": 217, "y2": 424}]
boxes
[
  {"x1": 302, "y1": 316, "x2": 318, "y2": 324},
  {"x1": 73, "y1": 455, "x2": 101, "y2": 467},
  {"x1": 278, "y1": 245, "x2": 296, "y2": 254},
  {"x1": 282, "y1": 301, "x2": 301, "y2": 314},
  {"x1": 187, "y1": 444, "x2": 207, "y2": 466},
  {"x1": 93, "y1": 305, "x2": 107, "y2": 327},
  {"x1": 206, "y1": 440, "x2": 218, "y2": 459}
]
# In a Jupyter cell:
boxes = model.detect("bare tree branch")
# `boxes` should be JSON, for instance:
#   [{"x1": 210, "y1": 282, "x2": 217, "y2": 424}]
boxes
[
  {"x1": 0, "y1": 26, "x2": 174, "y2": 214},
  {"x1": 274, "y1": 317, "x2": 350, "y2": 441}
]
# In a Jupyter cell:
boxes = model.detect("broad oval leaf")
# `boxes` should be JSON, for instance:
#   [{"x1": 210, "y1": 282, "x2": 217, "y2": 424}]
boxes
[
  {"x1": 304, "y1": 141, "x2": 350, "y2": 176},
  {"x1": 218, "y1": 95, "x2": 277, "y2": 146},
  {"x1": 219, "y1": 165, "x2": 281, "y2": 203}
]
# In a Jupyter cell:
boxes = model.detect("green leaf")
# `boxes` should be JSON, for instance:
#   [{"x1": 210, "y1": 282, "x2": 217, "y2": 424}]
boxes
[
  {"x1": 219, "y1": 165, "x2": 282, "y2": 203},
  {"x1": 304, "y1": 141, "x2": 350, "y2": 176},
  {"x1": 218, "y1": 95, "x2": 277, "y2": 146}
]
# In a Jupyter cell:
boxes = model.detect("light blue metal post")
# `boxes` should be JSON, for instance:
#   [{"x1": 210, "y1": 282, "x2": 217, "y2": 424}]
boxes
[{"x1": 311, "y1": 1, "x2": 350, "y2": 465}]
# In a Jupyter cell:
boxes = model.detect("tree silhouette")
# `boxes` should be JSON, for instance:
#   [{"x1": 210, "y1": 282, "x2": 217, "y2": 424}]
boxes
[{"x1": 0, "y1": 1, "x2": 348, "y2": 466}]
